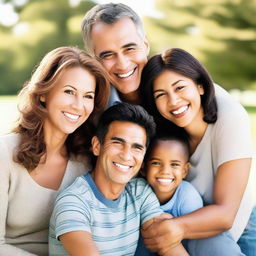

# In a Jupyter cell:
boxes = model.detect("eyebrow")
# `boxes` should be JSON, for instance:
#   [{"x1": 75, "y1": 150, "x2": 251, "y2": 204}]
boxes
[
  {"x1": 64, "y1": 85, "x2": 95, "y2": 94},
  {"x1": 111, "y1": 136, "x2": 145, "y2": 150},
  {"x1": 153, "y1": 79, "x2": 184, "y2": 93},
  {"x1": 98, "y1": 43, "x2": 138, "y2": 59},
  {"x1": 111, "y1": 137, "x2": 125, "y2": 143},
  {"x1": 149, "y1": 157, "x2": 181, "y2": 163}
]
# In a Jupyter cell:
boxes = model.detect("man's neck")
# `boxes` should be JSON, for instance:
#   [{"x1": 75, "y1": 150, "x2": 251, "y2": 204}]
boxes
[
  {"x1": 91, "y1": 171, "x2": 125, "y2": 200},
  {"x1": 119, "y1": 90, "x2": 141, "y2": 105}
]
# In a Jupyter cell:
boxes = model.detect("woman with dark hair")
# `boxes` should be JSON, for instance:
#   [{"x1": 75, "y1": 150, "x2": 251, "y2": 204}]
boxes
[
  {"x1": 0, "y1": 46, "x2": 110, "y2": 255},
  {"x1": 140, "y1": 48, "x2": 255, "y2": 255}
]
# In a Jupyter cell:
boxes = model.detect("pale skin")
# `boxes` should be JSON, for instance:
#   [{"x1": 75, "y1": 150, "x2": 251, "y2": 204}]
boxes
[
  {"x1": 142, "y1": 70, "x2": 252, "y2": 255},
  {"x1": 90, "y1": 17, "x2": 149, "y2": 104},
  {"x1": 30, "y1": 67, "x2": 96, "y2": 190}
]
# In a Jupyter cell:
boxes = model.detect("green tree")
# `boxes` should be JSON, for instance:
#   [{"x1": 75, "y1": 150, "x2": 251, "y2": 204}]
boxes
[
  {"x1": 0, "y1": 0, "x2": 95, "y2": 94},
  {"x1": 145, "y1": 0, "x2": 256, "y2": 90}
]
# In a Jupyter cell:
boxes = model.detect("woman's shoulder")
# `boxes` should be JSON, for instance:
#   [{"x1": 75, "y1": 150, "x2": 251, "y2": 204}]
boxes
[
  {"x1": 214, "y1": 84, "x2": 248, "y2": 118},
  {"x1": 0, "y1": 133, "x2": 20, "y2": 150}
]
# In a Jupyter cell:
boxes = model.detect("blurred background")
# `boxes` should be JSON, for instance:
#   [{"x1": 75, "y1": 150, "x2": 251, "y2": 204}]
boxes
[{"x1": 0, "y1": 0, "x2": 256, "y2": 140}]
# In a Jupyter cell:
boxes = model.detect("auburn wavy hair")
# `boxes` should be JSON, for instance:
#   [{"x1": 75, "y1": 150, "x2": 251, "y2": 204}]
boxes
[{"x1": 13, "y1": 46, "x2": 110, "y2": 171}]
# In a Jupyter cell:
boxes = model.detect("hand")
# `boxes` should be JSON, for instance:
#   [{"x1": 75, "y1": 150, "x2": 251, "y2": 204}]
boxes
[{"x1": 141, "y1": 217, "x2": 185, "y2": 255}]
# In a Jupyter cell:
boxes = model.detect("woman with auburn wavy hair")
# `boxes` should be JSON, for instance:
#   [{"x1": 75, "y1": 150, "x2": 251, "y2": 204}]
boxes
[
  {"x1": 139, "y1": 48, "x2": 255, "y2": 256},
  {"x1": 0, "y1": 46, "x2": 110, "y2": 256}
]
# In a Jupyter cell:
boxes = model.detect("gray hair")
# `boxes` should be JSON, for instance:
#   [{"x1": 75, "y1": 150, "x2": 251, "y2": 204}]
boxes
[{"x1": 81, "y1": 3, "x2": 146, "y2": 56}]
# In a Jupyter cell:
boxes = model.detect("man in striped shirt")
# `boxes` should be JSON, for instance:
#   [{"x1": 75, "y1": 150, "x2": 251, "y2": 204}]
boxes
[{"x1": 49, "y1": 103, "x2": 164, "y2": 256}]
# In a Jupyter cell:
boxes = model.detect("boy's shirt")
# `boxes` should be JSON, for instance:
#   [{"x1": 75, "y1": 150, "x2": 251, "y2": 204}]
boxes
[
  {"x1": 134, "y1": 180, "x2": 203, "y2": 256},
  {"x1": 49, "y1": 173, "x2": 162, "y2": 256},
  {"x1": 161, "y1": 180, "x2": 203, "y2": 216}
]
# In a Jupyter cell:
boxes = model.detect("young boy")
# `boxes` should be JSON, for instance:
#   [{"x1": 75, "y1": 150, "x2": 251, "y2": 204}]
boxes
[
  {"x1": 136, "y1": 132, "x2": 244, "y2": 256},
  {"x1": 135, "y1": 132, "x2": 202, "y2": 256},
  {"x1": 143, "y1": 133, "x2": 203, "y2": 218}
]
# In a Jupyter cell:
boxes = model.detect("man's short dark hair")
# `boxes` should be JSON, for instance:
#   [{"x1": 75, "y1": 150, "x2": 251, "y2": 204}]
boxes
[{"x1": 96, "y1": 102, "x2": 156, "y2": 147}]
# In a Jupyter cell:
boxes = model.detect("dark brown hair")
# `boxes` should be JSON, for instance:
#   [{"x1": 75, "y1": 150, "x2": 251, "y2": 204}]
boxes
[
  {"x1": 140, "y1": 48, "x2": 217, "y2": 124},
  {"x1": 13, "y1": 46, "x2": 110, "y2": 170}
]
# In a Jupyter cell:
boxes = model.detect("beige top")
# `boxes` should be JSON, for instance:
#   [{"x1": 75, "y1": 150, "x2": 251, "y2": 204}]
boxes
[
  {"x1": 187, "y1": 85, "x2": 255, "y2": 241},
  {"x1": 0, "y1": 133, "x2": 89, "y2": 256}
]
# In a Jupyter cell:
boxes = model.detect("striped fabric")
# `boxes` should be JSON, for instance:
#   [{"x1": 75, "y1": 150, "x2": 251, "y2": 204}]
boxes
[{"x1": 49, "y1": 173, "x2": 162, "y2": 256}]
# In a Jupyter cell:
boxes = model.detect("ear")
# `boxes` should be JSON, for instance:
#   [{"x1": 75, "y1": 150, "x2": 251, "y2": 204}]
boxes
[
  {"x1": 40, "y1": 95, "x2": 46, "y2": 102},
  {"x1": 91, "y1": 136, "x2": 101, "y2": 156},
  {"x1": 198, "y1": 84, "x2": 204, "y2": 95},
  {"x1": 182, "y1": 162, "x2": 190, "y2": 179}
]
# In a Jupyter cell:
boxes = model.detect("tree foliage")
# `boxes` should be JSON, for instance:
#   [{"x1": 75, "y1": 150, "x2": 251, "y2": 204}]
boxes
[
  {"x1": 145, "y1": 0, "x2": 256, "y2": 90},
  {"x1": 0, "y1": 0, "x2": 95, "y2": 94}
]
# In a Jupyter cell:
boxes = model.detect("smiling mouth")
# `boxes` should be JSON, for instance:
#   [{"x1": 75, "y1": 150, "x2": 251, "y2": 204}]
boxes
[
  {"x1": 113, "y1": 162, "x2": 132, "y2": 171},
  {"x1": 63, "y1": 112, "x2": 80, "y2": 121},
  {"x1": 157, "y1": 178, "x2": 174, "y2": 185},
  {"x1": 115, "y1": 67, "x2": 136, "y2": 79},
  {"x1": 171, "y1": 105, "x2": 189, "y2": 116}
]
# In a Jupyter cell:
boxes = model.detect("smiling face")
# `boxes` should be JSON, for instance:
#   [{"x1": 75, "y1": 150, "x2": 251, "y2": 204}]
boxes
[
  {"x1": 145, "y1": 140, "x2": 190, "y2": 204},
  {"x1": 90, "y1": 17, "x2": 149, "y2": 102},
  {"x1": 153, "y1": 70, "x2": 205, "y2": 131},
  {"x1": 41, "y1": 67, "x2": 96, "y2": 139},
  {"x1": 92, "y1": 121, "x2": 147, "y2": 192}
]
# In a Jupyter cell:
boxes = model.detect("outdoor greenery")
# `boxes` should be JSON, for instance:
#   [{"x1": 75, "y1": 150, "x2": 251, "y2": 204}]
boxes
[
  {"x1": 145, "y1": 0, "x2": 256, "y2": 91},
  {"x1": 0, "y1": 0, "x2": 95, "y2": 94},
  {"x1": 0, "y1": 0, "x2": 255, "y2": 94}
]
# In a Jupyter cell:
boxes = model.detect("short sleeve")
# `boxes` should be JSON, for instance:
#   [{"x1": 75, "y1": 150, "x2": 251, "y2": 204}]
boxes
[
  {"x1": 51, "y1": 192, "x2": 92, "y2": 239},
  {"x1": 138, "y1": 180, "x2": 163, "y2": 224},
  {"x1": 213, "y1": 101, "x2": 254, "y2": 168},
  {"x1": 178, "y1": 181, "x2": 203, "y2": 216}
]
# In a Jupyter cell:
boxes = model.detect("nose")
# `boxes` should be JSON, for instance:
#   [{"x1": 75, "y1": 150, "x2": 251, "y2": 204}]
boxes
[
  {"x1": 168, "y1": 92, "x2": 180, "y2": 106},
  {"x1": 71, "y1": 96, "x2": 85, "y2": 111},
  {"x1": 115, "y1": 54, "x2": 129, "y2": 70},
  {"x1": 119, "y1": 145, "x2": 132, "y2": 161},
  {"x1": 160, "y1": 164, "x2": 171, "y2": 174}
]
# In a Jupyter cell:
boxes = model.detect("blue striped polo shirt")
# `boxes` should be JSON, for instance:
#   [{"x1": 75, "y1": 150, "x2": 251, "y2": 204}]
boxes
[{"x1": 49, "y1": 173, "x2": 162, "y2": 256}]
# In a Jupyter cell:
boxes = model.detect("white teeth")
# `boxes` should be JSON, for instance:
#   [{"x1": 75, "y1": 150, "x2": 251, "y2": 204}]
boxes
[
  {"x1": 114, "y1": 162, "x2": 130, "y2": 170},
  {"x1": 117, "y1": 69, "x2": 135, "y2": 78},
  {"x1": 63, "y1": 112, "x2": 80, "y2": 120},
  {"x1": 157, "y1": 178, "x2": 174, "y2": 185},
  {"x1": 172, "y1": 105, "x2": 188, "y2": 115}
]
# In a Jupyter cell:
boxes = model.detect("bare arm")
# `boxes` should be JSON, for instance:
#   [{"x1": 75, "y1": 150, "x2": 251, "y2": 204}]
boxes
[
  {"x1": 142, "y1": 158, "x2": 251, "y2": 254},
  {"x1": 60, "y1": 231, "x2": 100, "y2": 256},
  {"x1": 142, "y1": 213, "x2": 189, "y2": 256}
]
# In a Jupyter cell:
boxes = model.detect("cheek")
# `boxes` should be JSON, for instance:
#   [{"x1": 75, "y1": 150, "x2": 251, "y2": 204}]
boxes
[
  {"x1": 155, "y1": 99, "x2": 167, "y2": 114},
  {"x1": 135, "y1": 52, "x2": 147, "y2": 65},
  {"x1": 101, "y1": 60, "x2": 113, "y2": 72},
  {"x1": 85, "y1": 101, "x2": 95, "y2": 113}
]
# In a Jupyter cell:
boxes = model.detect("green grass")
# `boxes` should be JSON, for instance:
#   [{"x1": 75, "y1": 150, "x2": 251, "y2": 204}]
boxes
[{"x1": 245, "y1": 106, "x2": 256, "y2": 144}]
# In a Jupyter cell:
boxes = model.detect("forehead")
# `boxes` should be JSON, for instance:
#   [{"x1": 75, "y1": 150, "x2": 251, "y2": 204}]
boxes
[
  {"x1": 154, "y1": 70, "x2": 193, "y2": 88},
  {"x1": 90, "y1": 17, "x2": 143, "y2": 54},
  {"x1": 105, "y1": 121, "x2": 147, "y2": 145},
  {"x1": 50, "y1": 67, "x2": 96, "y2": 91},
  {"x1": 150, "y1": 140, "x2": 187, "y2": 158}
]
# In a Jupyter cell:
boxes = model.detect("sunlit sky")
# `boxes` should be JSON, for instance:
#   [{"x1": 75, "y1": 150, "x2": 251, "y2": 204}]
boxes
[{"x1": 0, "y1": 0, "x2": 159, "y2": 27}]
